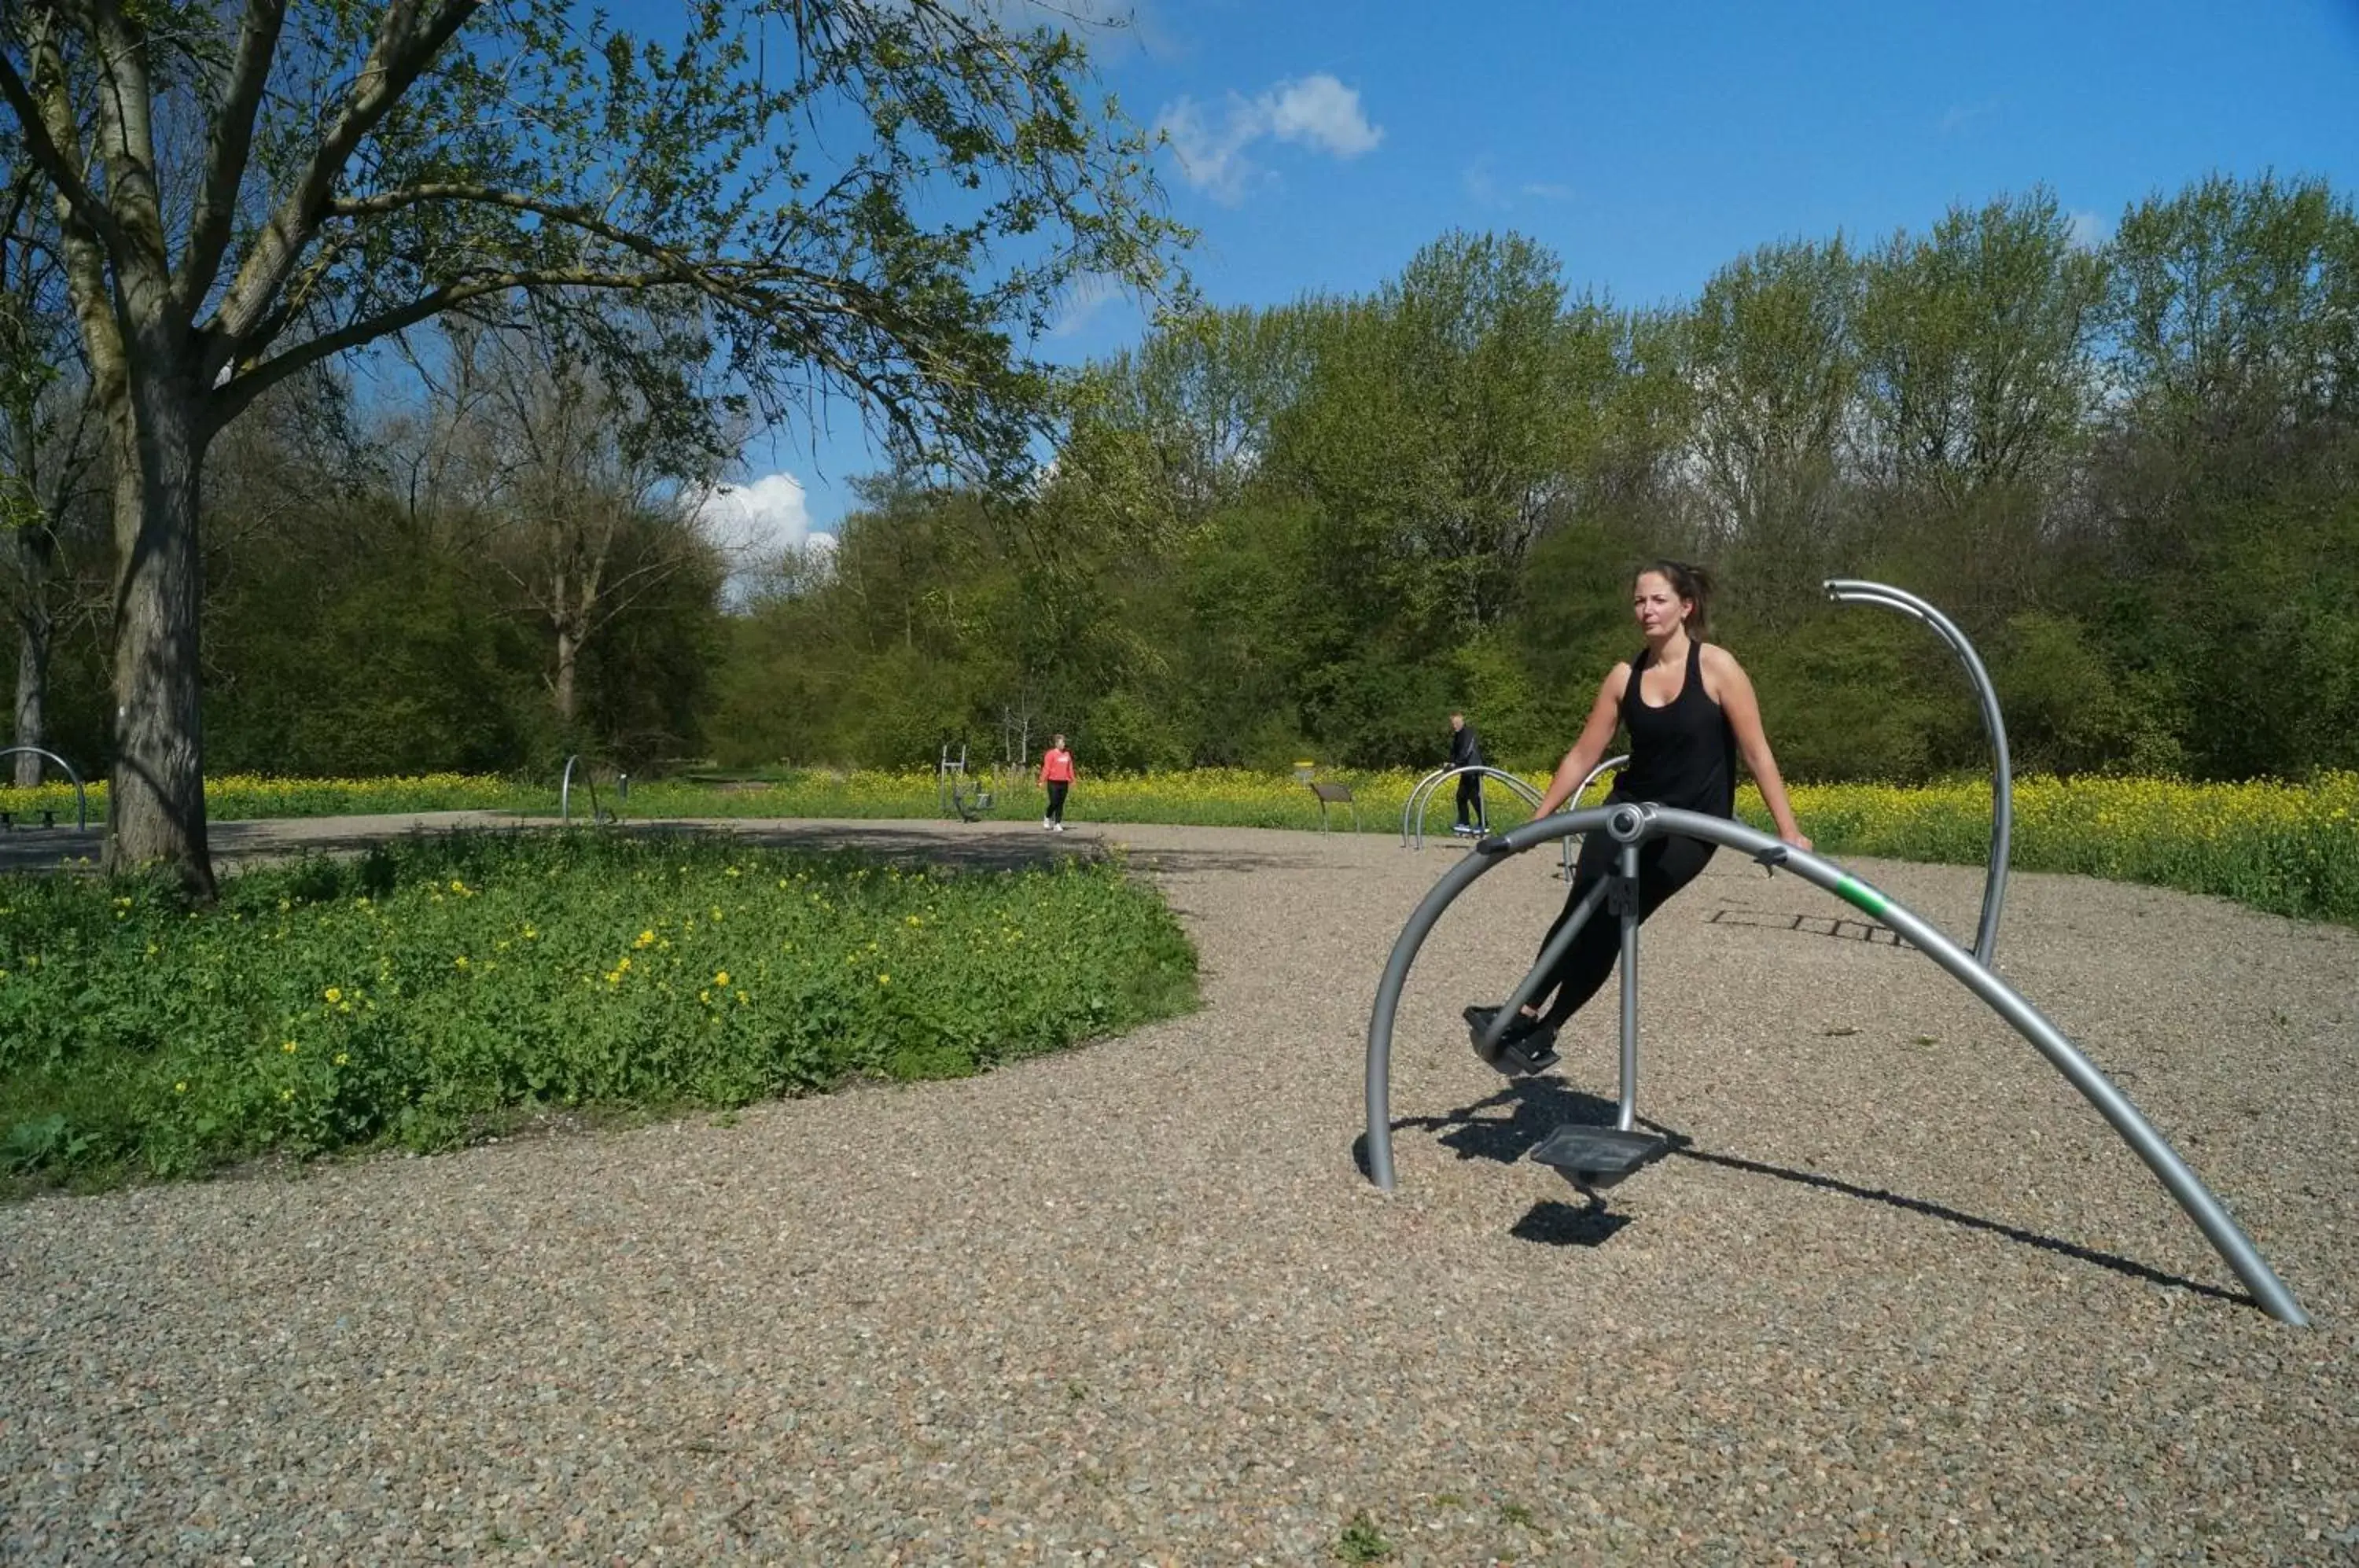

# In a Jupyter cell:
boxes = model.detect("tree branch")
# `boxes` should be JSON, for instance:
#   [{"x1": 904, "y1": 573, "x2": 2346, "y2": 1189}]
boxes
[
  {"x1": 176, "y1": 0, "x2": 289, "y2": 317},
  {"x1": 210, "y1": 266, "x2": 688, "y2": 425},
  {"x1": 208, "y1": 0, "x2": 482, "y2": 361},
  {"x1": 0, "y1": 47, "x2": 125, "y2": 260}
]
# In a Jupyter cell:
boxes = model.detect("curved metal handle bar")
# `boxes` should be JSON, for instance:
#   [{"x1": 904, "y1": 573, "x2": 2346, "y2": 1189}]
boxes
[
  {"x1": 0, "y1": 747, "x2": 90, "y2": 830},
  {"x1": 1364, "y1": 802, "x2": 2307, "y2": 1327},
  {"x1": 559, "y1": 755, "x2": 605, "y2": 826},
  {"x1": 1400, "y1": 767, "x2": 1456, "y2": 846},
  {"x1": 1824, "y1": 580, "x2": 2012, "y2": 967},
  {"x1": 1411, "y1": 766, "x2": 1566, "y2": 877}
]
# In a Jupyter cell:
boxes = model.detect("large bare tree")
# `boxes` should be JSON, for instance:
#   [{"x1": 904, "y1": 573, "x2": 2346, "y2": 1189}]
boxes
[{"x1": 0, "y1": 0, "x2": 1183, "y2": 893}]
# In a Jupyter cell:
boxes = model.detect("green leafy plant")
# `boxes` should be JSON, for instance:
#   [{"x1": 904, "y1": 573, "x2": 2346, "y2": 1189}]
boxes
[{"x1": 0, "y1": 831, "x2": 1196, "y2": 1189}]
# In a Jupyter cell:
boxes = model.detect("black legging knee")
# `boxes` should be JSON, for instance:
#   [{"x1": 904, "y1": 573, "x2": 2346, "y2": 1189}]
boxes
[{"x1": 1526, "y1": 827, "x2": 1717, "y2": 1027}]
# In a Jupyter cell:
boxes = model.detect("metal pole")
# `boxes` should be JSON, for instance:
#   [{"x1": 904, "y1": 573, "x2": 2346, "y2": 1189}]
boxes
[
  {"x1": 560, "y1": 754, "x2": 580, "y2": 826},
  {"x1": 1363, "y1": 807, "x2": 1621, "y2": 1191},
  {"x1": 1364, "y1": 804, "x2": 2308, "y2": 1326},
  {"x1": 1824, "y1": 580, "x2": 2013, "y2": 966},
  {"x1": 1615, "y1": 838, "x2": 1641, "y2": 1132},
  {"x1": 1401, "y1": 767, "x2": 1452, "y2": 847},
  {"x1": 1478, "y1": 875, "x2": 1610, "y2": 1051}
]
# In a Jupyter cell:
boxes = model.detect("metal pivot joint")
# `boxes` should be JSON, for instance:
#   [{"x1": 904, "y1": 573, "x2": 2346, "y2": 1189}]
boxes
[{"x1": 1362, "y1": 804, "x2": 2309, "y2": 1327}]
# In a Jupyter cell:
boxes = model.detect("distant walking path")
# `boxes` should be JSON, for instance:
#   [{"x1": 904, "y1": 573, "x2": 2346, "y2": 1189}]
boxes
[{"x1": 4, "y1": 815, "x2": 2354, "y2": 1562}]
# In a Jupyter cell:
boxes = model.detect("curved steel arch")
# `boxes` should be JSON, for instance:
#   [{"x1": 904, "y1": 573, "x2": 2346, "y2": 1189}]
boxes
[
  {"x1": 1401, "y1": 759, "x2": 1625, "y2": 879},
  {"x1": 1824, "y1": 579, "x2": 2011, "y2": 966},
  {"x1": 0, "y1": 747, "x2": 90, "y2": 830},
  {"x1": 560, "y1": 754, "x2": 605, "y2": 826},
  {"x1": 1361, "y1": 804, "x2": 2307, "y2": 1326}
]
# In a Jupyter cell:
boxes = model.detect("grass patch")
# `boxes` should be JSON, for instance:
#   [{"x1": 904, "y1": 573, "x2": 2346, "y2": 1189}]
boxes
[
  {"x1": 1334, "y1": 1512, "x2": 1393, "y2": 1562},
  {"x1": 0, "y1": 830, "x2": 1196, "y2": 1190}
]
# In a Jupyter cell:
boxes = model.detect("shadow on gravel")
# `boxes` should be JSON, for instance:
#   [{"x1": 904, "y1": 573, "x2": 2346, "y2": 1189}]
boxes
[
  {"x1": 1358, "y1": 1080, "x2": 2247, "y2": 1302},
  {"x1": 1667, "y1": 1143, "x2": 2250, "y2": 1309}
]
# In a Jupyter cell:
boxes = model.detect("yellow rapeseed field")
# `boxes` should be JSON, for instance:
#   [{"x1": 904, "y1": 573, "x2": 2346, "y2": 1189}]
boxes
[{"x1": 3, "y1": 767, "x2": 2353, "y2": 921}]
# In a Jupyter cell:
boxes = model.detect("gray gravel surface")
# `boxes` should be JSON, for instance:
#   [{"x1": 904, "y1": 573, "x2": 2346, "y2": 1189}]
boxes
[{"x1": 3, "y1": 816, "x2": 2355, "y2": 1565}]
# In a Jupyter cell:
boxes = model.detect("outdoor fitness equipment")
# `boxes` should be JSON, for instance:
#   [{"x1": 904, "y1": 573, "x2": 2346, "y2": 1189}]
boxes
[
  {"x1": 1360, "y1": 802, "x2": 2309, "y2": 1327},
  {"x1": 0, "y1": 747, "x2": 89, "y2": 830},
  {"x1": 1824, "y1": 579, "x2": 2012, "y2": 966},
  {"x1": 937, "y1": 742, "x2": 995, "y2": 823},
  {"x1": 560, "y1": 755, "x2": 626, "y2": 826},
  {"x1": 1402, "y1": 755, "x2": 1627, "y2": 882}
]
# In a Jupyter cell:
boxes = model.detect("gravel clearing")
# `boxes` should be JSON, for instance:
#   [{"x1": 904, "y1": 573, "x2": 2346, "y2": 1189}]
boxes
[{"x1": 4, "y1": 815, "x2": 2355, "y2": 1564}]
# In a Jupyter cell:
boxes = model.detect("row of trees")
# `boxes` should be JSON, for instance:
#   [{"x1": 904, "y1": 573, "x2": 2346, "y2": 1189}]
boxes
[
  {"x1": 1, "y1": 0, "x2": 1183, "y2": 892},
  {"x1": 726, "y1": 175, "x2": 2359, "y2": 783}
]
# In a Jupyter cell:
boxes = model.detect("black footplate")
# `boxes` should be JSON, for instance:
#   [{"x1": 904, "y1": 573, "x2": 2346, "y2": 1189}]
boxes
[{"x1": 1529, "y1": 1125, "x2": 1668, "y2": 1191}]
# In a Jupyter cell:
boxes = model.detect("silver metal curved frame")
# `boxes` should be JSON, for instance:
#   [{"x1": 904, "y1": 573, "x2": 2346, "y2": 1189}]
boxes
[
  {"x1": 560, "y1": 754, "x2": 604, "y2": 826},
  {"x1": 1361, "y1": 803, "x2": 2307, "y2": 1326},
  {"x1": 1402, "y1": 758, "x2": 1625, "y2": 879},
  {"x1": 1824, "y1": 580, "x2": 2012, "y2": 966},
  {"x1": 0, "y1": 746, "x2": 90, "y2": 830}
]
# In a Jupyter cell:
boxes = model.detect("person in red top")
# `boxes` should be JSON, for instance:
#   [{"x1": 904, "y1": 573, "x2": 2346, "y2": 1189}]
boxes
[{"x1": 1038, "y1": 734, "x2": 1076, "y2": 831}]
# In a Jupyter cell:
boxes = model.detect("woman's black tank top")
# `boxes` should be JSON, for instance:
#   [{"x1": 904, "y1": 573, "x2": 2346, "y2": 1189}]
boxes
[{"x1": 1610, "y1": 639, "x2": 1737, "y2": 818}]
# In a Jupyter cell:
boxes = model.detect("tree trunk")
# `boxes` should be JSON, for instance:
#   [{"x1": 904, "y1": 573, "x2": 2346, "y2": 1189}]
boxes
[
  {"x1": 553, "y1": 620, "x2": 580, "y2": 725},
  {"x1": 102, "y1": 358, "x2": 214, "y2": 896},
  {"x1": 11, "y1": 550, "x2": 48, "y2": 787}
]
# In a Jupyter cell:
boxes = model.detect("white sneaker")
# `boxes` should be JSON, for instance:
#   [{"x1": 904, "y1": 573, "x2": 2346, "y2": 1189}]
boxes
[
  {"x1": 1053, "y1": 823, "x2": 1065, "y2": 832},
  {"x1": 1042, "y1": 817, "x2": 1052, "y2": 829}
]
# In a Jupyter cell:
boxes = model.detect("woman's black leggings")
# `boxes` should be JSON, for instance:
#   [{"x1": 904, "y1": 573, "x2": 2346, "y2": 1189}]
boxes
[
  {"x1": 1525, "y1": 826, "x2": 1717, "y2": 1028},
  {"x1": 1045, "y1": 781, "x2": 1069, "y2": 823}
]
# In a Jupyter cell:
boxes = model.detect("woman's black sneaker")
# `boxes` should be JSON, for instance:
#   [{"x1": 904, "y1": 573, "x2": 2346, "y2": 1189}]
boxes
[{"x1": 1463, "y1": 1004, "x2": 1560, "y2": 1076}]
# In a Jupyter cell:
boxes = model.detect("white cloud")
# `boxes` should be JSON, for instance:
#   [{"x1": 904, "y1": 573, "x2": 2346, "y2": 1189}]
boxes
[
  {"x1": 696, "y1": 473, "x2": 837, "y2": 608},
  {"x1": 1264, "y1": 75, "x2": 1382, "y2": 157},
  {"x1": 695, "y1": 472, "x2": 813, "y2": 563},
  {"x1": 1520, "y1": 181, "x2": 1573, "y2": 203},
  {"x1": 1156, "y1": 72, "x2": 1382, "y2": 204},
  {"x1": 2067, "y1": 208, "x2": 2111, "y2": 250}
]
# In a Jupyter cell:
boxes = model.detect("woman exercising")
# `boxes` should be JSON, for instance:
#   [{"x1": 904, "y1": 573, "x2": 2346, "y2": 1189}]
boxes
[{"x1": 1469, "y1": 561, "x2": 1810, "y2": 1074}]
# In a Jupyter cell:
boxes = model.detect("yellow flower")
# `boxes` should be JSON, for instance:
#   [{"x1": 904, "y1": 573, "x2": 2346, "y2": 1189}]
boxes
[
  {"x1": 713, "y1": 970, "x2": 731, "y2": 987},
  {"x1": 324, "y1": 986, "x2": 343, "y2": 1004},
  {"x1": 454, "y1": 955, "x2": 471, "y2": 970},
  {"x1": 280, "y1": 1088, "x2": 295, "y2": 1102},
  {"x1": 333, "y1": 1053, "x2": 349, "y2": 1067},
  {"x1": 282, "y1": 1040, "x2": 299, "y2": 1054},
  {"x1": 175, "y1": 1080, "x2": 187, "y2": 1094},
  {"x1": 736, "y1": 990, "x2": 750, "y2": 1006},
  {"x1": 878, "y1": 973, "x2": 891, "y2": 985},
  {"x1": 635, "y1": 929, "x2": 655, "y2": 948}
]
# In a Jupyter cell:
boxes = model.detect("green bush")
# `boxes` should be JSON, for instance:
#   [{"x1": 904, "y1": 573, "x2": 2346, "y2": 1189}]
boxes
[{"x1": 0, "y1": 831, "x2": 1198, "y2": 1187}]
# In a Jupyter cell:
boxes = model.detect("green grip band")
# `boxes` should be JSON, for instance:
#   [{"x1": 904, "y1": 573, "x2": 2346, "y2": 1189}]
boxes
[{"x1": 1835, "y1": 874, "x2": 1890, "y2": 918}]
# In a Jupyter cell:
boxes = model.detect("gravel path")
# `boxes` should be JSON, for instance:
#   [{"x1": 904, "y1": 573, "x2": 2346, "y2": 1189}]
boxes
[{"x1": 4, "y1": 816, "x2": 2355, "y2": 1564}]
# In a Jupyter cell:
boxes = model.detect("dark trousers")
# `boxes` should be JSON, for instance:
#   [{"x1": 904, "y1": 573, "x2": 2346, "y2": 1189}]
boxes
[
  {"x1": 1525, "y1": 824, "x2": 1717, "y2": 1027},
  {"x1": 1455, "y1": 773, "x2": 1485, "y2": 828},
  {"x1": 1045, "y1": 780, "x2": 1069, "y2": 823}
]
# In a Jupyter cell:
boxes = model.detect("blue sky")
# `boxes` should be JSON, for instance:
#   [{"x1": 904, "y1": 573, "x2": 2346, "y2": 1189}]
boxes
[{"x1": 729, "y1": 0, "x2": 2359, "y2": 550}]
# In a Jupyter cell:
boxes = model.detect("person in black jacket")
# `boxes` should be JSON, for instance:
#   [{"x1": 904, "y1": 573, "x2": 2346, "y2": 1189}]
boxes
[{"x1": 1448, "y1": 712, "x2": 1485, "y2": 836}]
